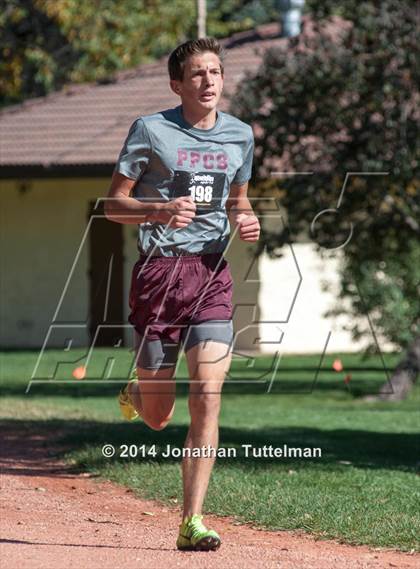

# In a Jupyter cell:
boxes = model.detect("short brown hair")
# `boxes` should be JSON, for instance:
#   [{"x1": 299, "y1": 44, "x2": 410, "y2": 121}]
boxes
[{"x1": 168, "y1": 38, "x2": 224, "y2": 81}]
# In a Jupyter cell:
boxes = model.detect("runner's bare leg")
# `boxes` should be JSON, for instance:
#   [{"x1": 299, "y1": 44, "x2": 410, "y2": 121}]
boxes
[
  {"x1": 129, "y1": 368, "x2": 176, "y2": 430},
  {"x1": 182, "y1": 341, "x2": 232, "y2": 517}
]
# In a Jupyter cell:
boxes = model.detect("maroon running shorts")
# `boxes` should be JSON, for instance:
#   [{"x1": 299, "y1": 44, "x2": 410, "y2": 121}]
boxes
[{"x1": 128, "y1": 253, "x2": 234, "y2": 368}]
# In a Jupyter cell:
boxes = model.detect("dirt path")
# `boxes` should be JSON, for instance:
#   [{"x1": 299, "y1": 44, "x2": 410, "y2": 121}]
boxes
[{"x1": 1, "y1": 427, "x2": 418, "y2": 569}]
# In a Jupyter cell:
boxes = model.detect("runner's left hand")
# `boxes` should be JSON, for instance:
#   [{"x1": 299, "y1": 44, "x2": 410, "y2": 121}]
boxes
[{"x1": 234, "y1": 213, "x2": 260, "y2": 242}]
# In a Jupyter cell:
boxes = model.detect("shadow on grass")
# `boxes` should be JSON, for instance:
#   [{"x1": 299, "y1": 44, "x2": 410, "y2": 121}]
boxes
[
  {"x1": 1, "y1": 417, "x2": 418, "y2": 478},
  {"x1": 1, "y1": 376, "x2": 391, "y2": 398}
]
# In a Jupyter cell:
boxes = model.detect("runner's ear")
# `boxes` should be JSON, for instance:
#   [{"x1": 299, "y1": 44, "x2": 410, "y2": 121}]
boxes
[{"x1": 170, "y1": 80, "x2": 181, "y2": 95}]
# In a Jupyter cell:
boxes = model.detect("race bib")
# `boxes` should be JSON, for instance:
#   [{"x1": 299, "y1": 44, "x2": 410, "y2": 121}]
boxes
[{"x1": 170, "y1": 170, "x2": 226, "y2": 214}]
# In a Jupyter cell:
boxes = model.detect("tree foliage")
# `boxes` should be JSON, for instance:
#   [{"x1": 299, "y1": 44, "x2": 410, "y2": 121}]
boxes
[
  {"x1": 206, "y1": 0, "x2": 278, "y2": 37},
  {"x1": 0, "y1": 0, "x2": 77, "y2": 102},
  {"x1": 1, "y1": 0, "x2": 278, "y2": 106},
  {"x1": 1, "y1": 0, "x2": 197, "y2": 105},
  {"x1": 232, "y1": 1, "x2": 419, "y2": 351}
]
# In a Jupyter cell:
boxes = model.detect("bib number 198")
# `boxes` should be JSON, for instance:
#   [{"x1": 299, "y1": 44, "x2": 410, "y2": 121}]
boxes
[
  {"x1": 171, "y1": 170, "x2": 225, "y2": 211},
  {"x1": 190, "y1": 185, "x2": 213, "y2": 203}
]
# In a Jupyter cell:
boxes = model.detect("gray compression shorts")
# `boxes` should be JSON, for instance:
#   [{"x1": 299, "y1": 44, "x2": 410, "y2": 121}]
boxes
[{"x1": 133, "y1": 319, "x2": 234, "y2": 370}]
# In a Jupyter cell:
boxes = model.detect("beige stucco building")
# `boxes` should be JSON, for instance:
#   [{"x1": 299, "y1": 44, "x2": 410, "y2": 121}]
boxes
[
  {"x1": 1, "y1": 24, "x2": 381, "y2": 356},
  {"x1": 1, "y1": 175, "x2": 376, "y2": 355}
]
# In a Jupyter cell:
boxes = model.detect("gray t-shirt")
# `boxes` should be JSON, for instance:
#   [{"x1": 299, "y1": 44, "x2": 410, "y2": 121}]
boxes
[{"x1": 114, "y1": 105, "x2": 254, "y2": 256}]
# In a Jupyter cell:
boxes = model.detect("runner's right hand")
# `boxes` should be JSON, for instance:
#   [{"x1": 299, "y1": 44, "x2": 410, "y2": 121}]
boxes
[{"x1": 150, "y1": 196, "x2": 196, "y2": 228}]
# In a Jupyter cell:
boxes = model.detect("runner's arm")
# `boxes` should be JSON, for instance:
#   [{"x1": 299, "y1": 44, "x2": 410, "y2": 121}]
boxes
[
  {"x1": 226, "y1": 182, "x2": 260, "y2": 243},
  {"x1": 104, "y1": 172, "x2": 160, "y2": 224},
  {"x1": 226, "y1": 182, "x2": 254, "y2": 220},
  {"x1": 104, "y1": 171, "x2": 196, "y2": 227}
]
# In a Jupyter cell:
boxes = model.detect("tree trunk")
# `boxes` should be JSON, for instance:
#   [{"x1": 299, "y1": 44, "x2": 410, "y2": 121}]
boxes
[{"x1": 373, "y1": 335, "x2": 420, "y2": 401}]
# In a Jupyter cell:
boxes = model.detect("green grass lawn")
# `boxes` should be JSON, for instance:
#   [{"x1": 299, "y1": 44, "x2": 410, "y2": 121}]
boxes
[{"x1": 1, "y1": 349, "x2": 419, "y2": 551}]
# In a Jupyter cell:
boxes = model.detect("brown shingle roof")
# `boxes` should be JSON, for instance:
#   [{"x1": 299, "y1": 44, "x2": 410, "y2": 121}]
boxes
[{"x1": 0, "y1": 23, "x2": 287, "y2": 174}]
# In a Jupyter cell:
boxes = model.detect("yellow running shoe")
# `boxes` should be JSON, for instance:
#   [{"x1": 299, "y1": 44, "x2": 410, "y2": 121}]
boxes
[
  {"x1": 176, "y1": 514, "x2": 221, "y2": 551},
  {"x1": 118, "y1": 379, "x2": 140, "y2": 421}
]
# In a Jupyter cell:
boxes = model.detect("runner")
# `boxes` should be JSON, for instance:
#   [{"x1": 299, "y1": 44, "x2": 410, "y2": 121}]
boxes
[{"x1": 105, "y1": 37, "x2": 260, "y2": 551}]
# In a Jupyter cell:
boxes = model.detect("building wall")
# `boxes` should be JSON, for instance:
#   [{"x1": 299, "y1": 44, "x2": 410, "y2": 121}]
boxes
[
  {"x1": 0, "y1": 177, "x2": 259, "y2": 351},
  {"x1": 259, "y1": 243, "x2": 360, "y2": 353},
  {"x1": 1, "y1": 177, "x2": 387, "y2": 353},
  {"x1": 225, "y1": 239, "x2": 261, "y2": 351},
  {"x1": 258, "y1": 243, "x2": 394, "y2": 354},
  {"x1": 0, "y1": 178, "x2": 108, "y2": 348}
]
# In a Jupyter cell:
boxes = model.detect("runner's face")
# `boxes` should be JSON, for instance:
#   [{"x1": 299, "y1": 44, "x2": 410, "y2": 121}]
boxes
[{"x1": 172, "y1": 52, "x2": 224, "y2": 113}]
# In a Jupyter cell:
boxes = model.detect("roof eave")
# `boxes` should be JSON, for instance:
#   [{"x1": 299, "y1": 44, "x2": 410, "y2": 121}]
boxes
[{"x1": 0, "y1": 163, "x2": 115, "y2": 180}]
